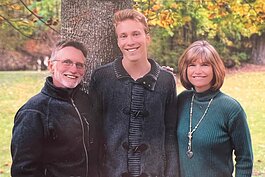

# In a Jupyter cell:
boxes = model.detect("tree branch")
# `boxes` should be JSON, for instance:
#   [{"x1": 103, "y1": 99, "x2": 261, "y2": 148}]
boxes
[
  {"x1": 0, "y1": 14, "x2": 37, "y2": 40},
  {"x1": 19, "y1": 0, "x2": 61, "y2": 35},
  {"x1": 243, "y1": 0, "x2": 258, "y2": 15}
]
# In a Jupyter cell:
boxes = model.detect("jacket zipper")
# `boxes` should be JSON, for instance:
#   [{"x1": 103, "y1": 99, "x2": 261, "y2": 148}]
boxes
[{"x1": 71, "y1": 98, "x2": 89, "y2": 177}]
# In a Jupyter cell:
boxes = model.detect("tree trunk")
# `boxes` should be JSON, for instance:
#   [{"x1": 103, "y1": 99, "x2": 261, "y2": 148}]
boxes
[
  {"x1": 61, "y1": 0, "x2": 132, "y2": 90},
  {"x1": 251, "y1": 32, "x2": 265, "y2": 65}
]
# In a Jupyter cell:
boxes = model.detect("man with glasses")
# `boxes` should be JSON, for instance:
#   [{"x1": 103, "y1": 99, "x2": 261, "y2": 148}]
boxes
[{"x1": 11, "y1": 40, "x2": 98, "y2": 177}]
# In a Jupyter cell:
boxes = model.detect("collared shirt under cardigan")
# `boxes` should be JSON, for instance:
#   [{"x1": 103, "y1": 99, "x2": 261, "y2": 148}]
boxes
[
  {"x1": 177, "y1": 89, "x2": 253, "y2": 177},
  {"x1": 89, "y1": 57, "x2": 179, "y2": 177}
]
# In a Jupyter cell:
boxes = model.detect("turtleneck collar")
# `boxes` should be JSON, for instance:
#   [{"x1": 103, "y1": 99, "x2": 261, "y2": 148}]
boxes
[
  {"x1": 41, "y1": 76, "x2": 80, "y2": 101},
  {"x1": 113, "y1": 57, "x2": 160, "y2": 91},
  {"x1": 192, "y1": 89, "x2": 220, "y2": 101}
]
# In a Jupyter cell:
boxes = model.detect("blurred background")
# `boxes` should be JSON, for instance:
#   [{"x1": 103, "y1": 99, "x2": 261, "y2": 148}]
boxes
[
  {"x1": 1, "y1": 0, "x2": 265, "y2": 72},
  {"x1": 1, "y1": 0, "x2": 265, "y2": 176}
]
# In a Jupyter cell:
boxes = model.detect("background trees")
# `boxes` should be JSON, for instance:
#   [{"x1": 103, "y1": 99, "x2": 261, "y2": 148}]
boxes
[
  {"x1": 0, "y1": 0, "x2": 264, "y2": 71},
  {"x1": 61, "y1": 0, "x2": 132, "y2": 88},
  {"x1": 0, "y1": 0, "x2": 60, "y2": 70},
  {"x1": 134, "y1": 0, "x2": 265, "y2": 69}
]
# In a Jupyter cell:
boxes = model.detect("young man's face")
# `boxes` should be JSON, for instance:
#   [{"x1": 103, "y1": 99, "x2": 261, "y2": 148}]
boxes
[
  {"x1": 49, "y1": 46, "x2": 85, "y2": 88},
  {"x1": 116, "y1": 19, "x2": 150, "y2": 63}
]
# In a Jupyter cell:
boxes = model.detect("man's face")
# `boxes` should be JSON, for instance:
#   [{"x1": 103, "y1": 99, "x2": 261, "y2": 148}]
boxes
[
  {"x1": 49, "y1": 46, "x2": 85, "y2": 88},
  {"x1": 116, "y1": 19, "x2": 150, "y2": 63}
]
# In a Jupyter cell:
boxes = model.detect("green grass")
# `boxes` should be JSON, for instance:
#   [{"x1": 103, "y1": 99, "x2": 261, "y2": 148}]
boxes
[
  {"x1": 222, "y1": 72, "x2": 265, "y2": 177},
  {"x1": 0, "y1": 71, "x2": 265, "y2": 177},
  {"x1": 0, "y1": 71, "x2": 48, "y2": 176}
]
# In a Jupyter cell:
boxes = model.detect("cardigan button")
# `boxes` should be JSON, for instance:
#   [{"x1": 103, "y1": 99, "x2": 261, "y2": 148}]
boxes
[
  {"x1": 122, "y1": 142, "x2": 148, "y2": 153},
  {"x1": 122, "y1": 142, "x2": 129, "y2": 150},
  {"x1": 90, "y1": 138, "x2": 94, "y2": 144},
  {"x1": 134, "y1": 143, "x2": 148, "y2": 153},
  {"x1": 122, "y1": 107, "x2": 130, "y2": 115}
]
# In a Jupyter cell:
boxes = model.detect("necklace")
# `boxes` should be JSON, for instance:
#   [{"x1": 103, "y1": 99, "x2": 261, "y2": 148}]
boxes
[{"x1": 186, "y1": 94, "x2": 213, "y2": 159}]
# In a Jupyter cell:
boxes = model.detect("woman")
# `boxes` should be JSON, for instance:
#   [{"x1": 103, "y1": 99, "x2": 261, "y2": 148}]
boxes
[{"x1": 177, "y1": 40, "x2": 253, "y2": 177}]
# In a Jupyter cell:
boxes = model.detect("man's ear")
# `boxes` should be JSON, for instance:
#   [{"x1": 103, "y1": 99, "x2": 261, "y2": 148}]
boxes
[{"x1": 48, "y1": 59, "x2": 54, "y2": 73}]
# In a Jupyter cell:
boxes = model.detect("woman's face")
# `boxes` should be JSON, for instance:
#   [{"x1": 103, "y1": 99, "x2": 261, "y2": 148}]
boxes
[{"x1": 187, "y1": 59, "x2": 213, "y2": 93}]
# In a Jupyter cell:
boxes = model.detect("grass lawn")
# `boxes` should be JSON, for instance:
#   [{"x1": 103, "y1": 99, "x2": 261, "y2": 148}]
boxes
[
  {"x1": 0, "y1": 70, "x2": 265, "y2": 177},
  {"x1": 0, "y1": 71, "x2": 48, "y2": 176},
  {"x1": 222, "y1": 72, "x2": 265, "y2": 177}
]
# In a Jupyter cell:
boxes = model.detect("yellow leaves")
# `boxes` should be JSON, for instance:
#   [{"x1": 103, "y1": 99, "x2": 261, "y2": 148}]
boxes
[
  {"x1": 170, "y1": 3, "x2": 178, "y2": 9},
  {"x1": 223, "y1": 38, "x2": 233, "y2": 47},
  {"x1": 149, "y1": 0, "x2": 157, "y2": 3},
  {"x1": 158, "y1": 19, "x2": 172, "y2": 29},
  {"x1": 258, "y1": 12, "x2": 265, "y2": 20},
  {"x1": 152, "y1": 4, "x2": 161, "y2": 11},
  {"x1": 17, "y1": 19, "x2": 33, "y2": 26},
  {"x1": 136, "y1": 0, "x2": 264, "y2": 38},
  {"x1": 255, "y1": 2, "x2": 265, "y2": 13},
  {"x1": 207, "y1": 5, "x2": 216, "y2": 11},
  {"x1": 242, "y1": 24, "x2": 259, "y2": 37},
  {"x1": 135, "y1": 0, "x2": 183, "y2": 35},
  {"x1": 182, "y1": 16, "x2": 191, "y2": 23},
  {"x1": 141, "y1": 8, "x2": 175, "y2": 29},
  {"x1": 148, "y1": 19, "x2": 157, "y2": 27},
  {"x1": 253, "y1": 4, "x2": 265, "y2": 23},
  {"x1": 232, "y1": 5, "x2": 248, "y2": 16},
  {"x1": 208, "y1": 13, "x2": 217, "y2": 20},
  {"x1": 0, "y1": 16, "x2": 4, "y2": 23},
  {"x1": 11, "y1": 4, "x2": 21, "y2": 10},
  {"x1": 158, "y1": 10, "x2": 174, "y2": 28},
  {"x1": 160, "y1": 10, "x2": 170, "y2": 20}
]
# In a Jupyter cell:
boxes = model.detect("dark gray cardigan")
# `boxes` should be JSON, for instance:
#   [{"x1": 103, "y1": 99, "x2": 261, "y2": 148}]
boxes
[{"x1": 89, "y1": 58, "x2": 179, "y2": 177}]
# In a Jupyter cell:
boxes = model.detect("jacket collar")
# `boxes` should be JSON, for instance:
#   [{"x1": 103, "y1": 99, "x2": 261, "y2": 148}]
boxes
[
  {"x1": 41, "y1": 76, "x2": 81, "y2": 101},
  {"x1": 113, "y1": 57, "x2": 160, "y2": 91}
]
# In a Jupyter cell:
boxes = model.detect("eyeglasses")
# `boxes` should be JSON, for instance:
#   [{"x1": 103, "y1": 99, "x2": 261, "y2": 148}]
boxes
[{"x1": 53, "y1": 59, "x2": 85, "y2": 70}]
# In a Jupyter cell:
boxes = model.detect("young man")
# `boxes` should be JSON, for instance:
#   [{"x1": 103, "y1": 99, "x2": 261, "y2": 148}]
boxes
[
  {"x1": 11, "y1": 40, "x2": 99, "y2": 177},
  {"x1": 89, "y1": 9, "x2": 179, "y2": 177}
]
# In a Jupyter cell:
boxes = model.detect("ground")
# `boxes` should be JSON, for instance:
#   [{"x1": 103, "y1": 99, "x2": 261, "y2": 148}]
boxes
[{"x1": 226, "y1": 63, "x2": 265, "y2": 74}]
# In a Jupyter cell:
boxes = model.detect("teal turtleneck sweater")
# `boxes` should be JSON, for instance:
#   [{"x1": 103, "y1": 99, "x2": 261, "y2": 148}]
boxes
[{"x1": 177, "y1": 89, "x2": 253, "y2": 177}]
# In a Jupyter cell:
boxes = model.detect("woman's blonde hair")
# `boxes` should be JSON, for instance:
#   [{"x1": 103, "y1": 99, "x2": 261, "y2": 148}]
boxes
[{"x1": 178, "y1": 40, "x2": 226, "y2": 91}]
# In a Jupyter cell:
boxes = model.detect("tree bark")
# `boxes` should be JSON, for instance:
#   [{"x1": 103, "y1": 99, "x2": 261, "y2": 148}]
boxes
[
  {"x1": 251, "y1": 32, "x2": 265, "y2": 65},
  {"x1": 61, "y1": 0, "x2": 132, "y2": 90}
]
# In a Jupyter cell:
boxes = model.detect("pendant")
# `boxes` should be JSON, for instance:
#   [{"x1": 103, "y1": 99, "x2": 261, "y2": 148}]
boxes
[{"x1": 186, "y1": 150, "x2": 193, "y2": 159}]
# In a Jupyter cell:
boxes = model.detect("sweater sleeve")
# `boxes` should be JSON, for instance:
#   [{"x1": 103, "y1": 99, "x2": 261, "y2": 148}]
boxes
[
  {"x1": 228, "y1": 107, "x2": 253, "y2": 177},
  {"x1": 11, "y1": 110, "x2": 46, "y2": 177},
  {"x1": 164, "y1": 76, "x2": 180, "y2": 177}
]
